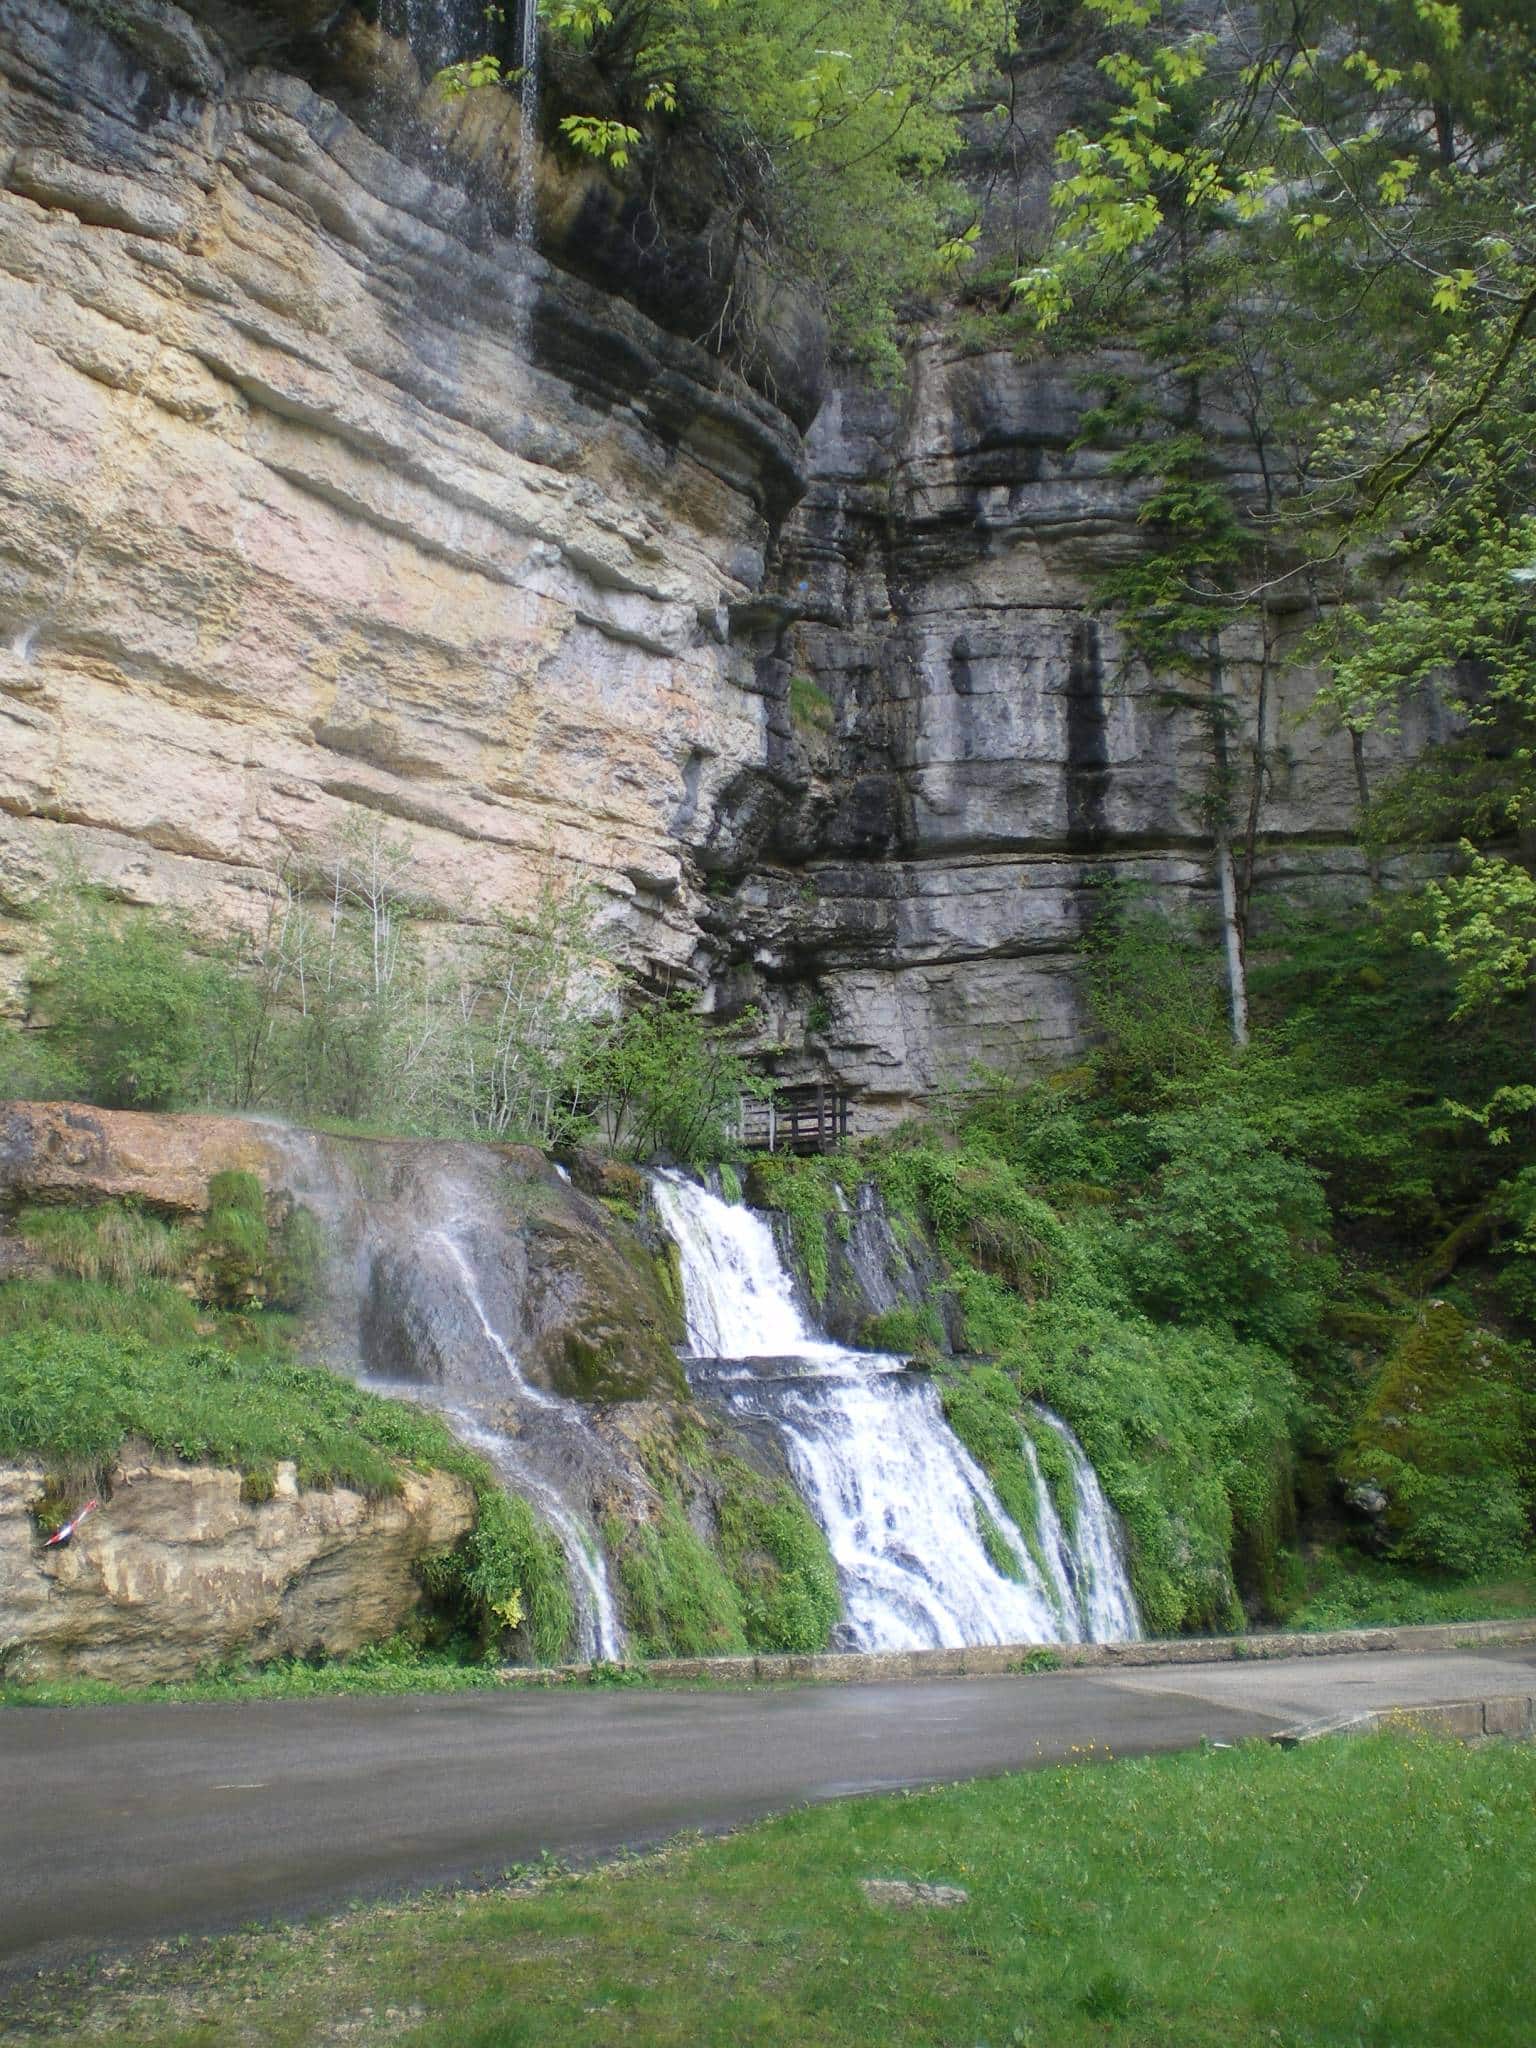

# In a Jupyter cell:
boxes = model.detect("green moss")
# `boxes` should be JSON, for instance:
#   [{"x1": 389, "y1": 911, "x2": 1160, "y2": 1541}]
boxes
[
  {"x1": 715, "y1": 1465, "x2": 839, "y2": 1653},
  {"x1": 1344, "y1": 1303, "x2": 1534, "y2": 1577},
  {"x1": 788, "y1": 674, "x2": 836, "y2": 734},
  {"x1": 939, "y1": 1365, "x2": 1047, "y2": 1578},
  {"x1": 1022, "y1": 1410, "x2": 1079, "y2": 1540},
  {"x1": 860, "y1": 1303, "x2": 944, "y2": 1357},
  {"x1": 198, "y1": 1171, "x2": 270, "y2": 1306},
  {"x1": 744, "y1": 1154, "x2": 844, "y2": 1304},
  {"x1": 975, "y1": 1500, "x2": 1025, "y2": 1583},
  {"x1": 613, "y1": 1418, "x2": 837, "y2": 1657}
]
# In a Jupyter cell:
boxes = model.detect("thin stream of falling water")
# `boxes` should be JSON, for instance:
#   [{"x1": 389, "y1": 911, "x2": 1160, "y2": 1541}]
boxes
[
  {"x1": 266, "y1": 1130, "x2": 624, "y2": 1662},
  {"x1": 1031, "y1": 1405, "x2": 1141, "y2": 1642},
  {"x1": 511, "y1": 0, "x2": 539, "y2": 343},
  {"x1": 443, "y1": 1406, "x2": 624, "y2": 1663},
  {"x1": 652, "y1": 1170, "x2": 1140, "y2": 1652},
  {"x1": 515, "y1": 0, "x2": 539, "y2": 247},
  {"x1": 427, "y1": 1228, "x2": 557, "y2": 1409}
]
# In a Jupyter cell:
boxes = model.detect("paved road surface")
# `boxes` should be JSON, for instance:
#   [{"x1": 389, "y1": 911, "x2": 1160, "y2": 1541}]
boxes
[{"x1": 3, "y1": 1644, "x2": 1532, "y2": 1977}]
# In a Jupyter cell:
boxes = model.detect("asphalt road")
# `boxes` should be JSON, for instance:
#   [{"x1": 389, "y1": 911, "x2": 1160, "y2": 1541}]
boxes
[{"x1": 3, "y1": 1644, "x2": 1532, "y2": 1977}]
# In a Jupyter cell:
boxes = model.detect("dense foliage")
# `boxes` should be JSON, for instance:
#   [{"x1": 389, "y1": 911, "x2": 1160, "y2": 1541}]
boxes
[
  {"x1": 610, "y1": 1422, "x2": 839, "y2": 1657},
  {"x1": 434, "y1": 0, "x2": 1011, "y2": 367},
  {"x1": 997, "y1": 0, "x2": 1536, "y2": 1056},
  {"x1": 755, "y1": 896, "x2": 1535, "y2": 1631}
]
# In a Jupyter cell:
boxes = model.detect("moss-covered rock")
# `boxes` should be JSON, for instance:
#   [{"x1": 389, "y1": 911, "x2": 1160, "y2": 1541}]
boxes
[{"x1": 1343, "y1": 1303, "x2": 1534, "y2": 1577}]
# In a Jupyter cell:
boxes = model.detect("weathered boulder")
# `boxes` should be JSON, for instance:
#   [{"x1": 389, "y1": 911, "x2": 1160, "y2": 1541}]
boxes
[
  {"x1": 0, "y1": 1448, "x2": 475, "y2": 1683},
  {"x1": 0, "y1": 1100, "x2": 284, "y2": 1214}
]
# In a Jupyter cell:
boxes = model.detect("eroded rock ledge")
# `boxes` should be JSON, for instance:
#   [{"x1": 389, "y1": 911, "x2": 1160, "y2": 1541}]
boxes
[{"x1": 0, "y1": 1450, "x2": 475, "y2": 1684}]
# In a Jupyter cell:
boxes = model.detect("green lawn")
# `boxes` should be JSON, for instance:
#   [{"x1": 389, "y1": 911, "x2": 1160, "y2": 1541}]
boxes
[{"x1": 5, "y1": 1733, "x2": 1532, "y2": 2047}]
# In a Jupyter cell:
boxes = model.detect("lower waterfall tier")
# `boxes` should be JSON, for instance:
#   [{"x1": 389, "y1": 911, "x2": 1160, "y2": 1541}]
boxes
[{"x1": 651, "y1": 1172, "x2": 1140, "y2": 1652}]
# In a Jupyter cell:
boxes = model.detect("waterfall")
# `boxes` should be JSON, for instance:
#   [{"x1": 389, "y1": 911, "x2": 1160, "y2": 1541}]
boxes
[
  {"x1": 269, "y1": 1133, "x2": 626, "y2": 1664},
  {"x1": 426, "y1": 1227, "x2": 557, "y2": 1410},
  {"x1": 506, "y1": 0, "x2": 540, "y2": 351},
  {"x1": 651, "y1": 1171, "x2": 1140, "y2": 1653},
  {"x1": 1029, "y1": 1405, "x2": 1142, "y2": 1643},
  {"x1": 515, "y1": 0, "x2": 540, "y2": 254},
  {"x1": 436, "y1": 1406, "x2": 624, "y2": 1663}
]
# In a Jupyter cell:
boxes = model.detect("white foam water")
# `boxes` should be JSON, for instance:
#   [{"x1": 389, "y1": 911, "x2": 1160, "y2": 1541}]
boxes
[{"x1": 651, "y1": 1170, "x2": 1140, "y2": 1652}]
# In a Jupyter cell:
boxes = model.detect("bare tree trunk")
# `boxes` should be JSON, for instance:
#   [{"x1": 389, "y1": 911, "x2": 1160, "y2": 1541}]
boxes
[
  {"x1": 1207, "y1": 631, "x2": 1250, "y2": 1046},
  {"x1": 1351, "y1": 727, "x2": 1384, "y2": 892},
  {"x1": 1239, "y1": 599, "x2": 1274, "y2": 940}
]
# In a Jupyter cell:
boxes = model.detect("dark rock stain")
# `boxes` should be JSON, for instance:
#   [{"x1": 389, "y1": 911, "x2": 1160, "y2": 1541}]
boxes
[{"x1": 1064, "y1": 618, "x2": 1110, "y2": 850}]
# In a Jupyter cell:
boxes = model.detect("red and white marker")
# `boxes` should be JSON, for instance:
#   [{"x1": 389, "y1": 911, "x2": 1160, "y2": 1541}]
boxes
[{"x1": 44, "y1": 1499, "x2": 98, "y2": 1548}]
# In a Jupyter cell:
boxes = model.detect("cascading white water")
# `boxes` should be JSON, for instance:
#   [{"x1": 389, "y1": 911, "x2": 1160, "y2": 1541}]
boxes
[
  {"x1": 1030, "y1": 1406, "x2": 1141, "y2": 1642},
  {"x1": 651, "y1": 1170, "x2": 1140, "y2": 1652}
]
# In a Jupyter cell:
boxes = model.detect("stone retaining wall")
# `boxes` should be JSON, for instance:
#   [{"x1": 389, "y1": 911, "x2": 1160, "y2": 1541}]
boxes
[{"x1": 502, "y1": 1614, "x2": 1536, "y2": 1687}]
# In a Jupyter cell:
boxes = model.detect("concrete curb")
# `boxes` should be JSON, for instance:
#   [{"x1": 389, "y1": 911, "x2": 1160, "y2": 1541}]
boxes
[
  {"x1": 1272, "y1": 1693, "x2": 1536, "y2": 1748},
  {"x1": 501, "y1": 1614, "x2": 1536, "y2": 1688}
]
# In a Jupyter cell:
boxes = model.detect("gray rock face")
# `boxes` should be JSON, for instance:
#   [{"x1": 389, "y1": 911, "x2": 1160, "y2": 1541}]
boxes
[{"x1": 709, "y1": 341, "x2": 1438, "y2": 1117}]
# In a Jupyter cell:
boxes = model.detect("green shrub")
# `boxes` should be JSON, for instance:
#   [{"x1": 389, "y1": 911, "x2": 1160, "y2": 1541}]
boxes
[
  {"x1": 426, "y1": 1490, "x2": 575, "y2": 1666},
  {"x1": 1016, "y1": 1300, "x2": 1297, "y2": 1635},
  {"x1": 1119, "y1": 1111, "x2": 1336, "y2": 1350},
  {"x1": 31, "y1": 891, "x2": 236, "y2": 1111},
  {"x1": 592, "y1": 994, "x2": 766, "y2": 1169}
]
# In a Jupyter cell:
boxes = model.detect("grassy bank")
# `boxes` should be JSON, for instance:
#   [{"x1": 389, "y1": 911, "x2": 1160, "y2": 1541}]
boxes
[{"x1": 4, "y1": 1732, "x2": 1532, "y2": 2046}]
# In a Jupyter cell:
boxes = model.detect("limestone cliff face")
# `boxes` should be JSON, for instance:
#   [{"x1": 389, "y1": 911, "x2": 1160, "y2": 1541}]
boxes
[
  {"x1": 0, "y1": 0, "x2": 1429, "y2": 1113},
  {"x1": 0, "y1": 0, "x2": 799, "y2": 1001},
  {"x1": 0, "y1": 1449, "x2": 474, "y2": 1682}
]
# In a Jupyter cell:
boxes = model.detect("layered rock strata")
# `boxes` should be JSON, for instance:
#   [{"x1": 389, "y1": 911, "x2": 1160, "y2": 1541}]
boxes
[
  {"x1": 0, "y1": 0, "x2": 799, "y2": 1002},
  {"x1": 0, "y1": 0, "x2": 1435, "y2": 1116},
  {"x1": 708, "y1": 351, "x2": 1441, "y2": 1116}
]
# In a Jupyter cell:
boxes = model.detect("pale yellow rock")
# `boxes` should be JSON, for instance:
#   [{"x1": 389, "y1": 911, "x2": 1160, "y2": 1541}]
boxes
[
  {"x1": 0, "y1": 1101, "x2": 286, "y2": 1214},
  {"x1": 0, "y1": 1450, "x2": 476, "y2": 1684}
]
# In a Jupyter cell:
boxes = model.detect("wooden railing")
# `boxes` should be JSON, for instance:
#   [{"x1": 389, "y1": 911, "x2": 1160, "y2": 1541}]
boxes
[{"x1": 738, "y1": 1084, "x2": 852, "y2": 1155}]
